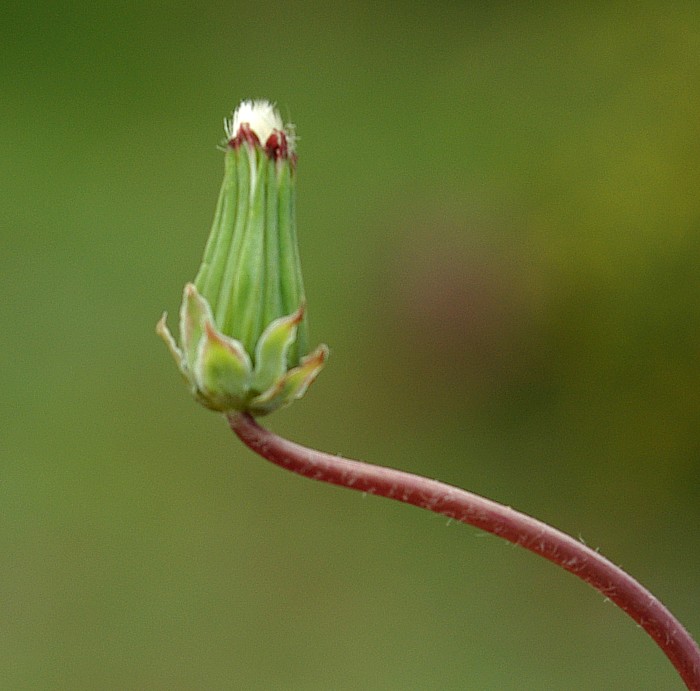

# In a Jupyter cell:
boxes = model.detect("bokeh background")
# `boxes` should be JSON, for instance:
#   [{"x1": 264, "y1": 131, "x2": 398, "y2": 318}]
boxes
[{"x1": 2, "y1": 2, "x2": 698, "y2": 689}]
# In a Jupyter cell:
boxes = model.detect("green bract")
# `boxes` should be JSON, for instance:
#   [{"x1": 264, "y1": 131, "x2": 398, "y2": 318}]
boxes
[{"x1": 157, "y1": 100, "x2": 328, "y2": 415}]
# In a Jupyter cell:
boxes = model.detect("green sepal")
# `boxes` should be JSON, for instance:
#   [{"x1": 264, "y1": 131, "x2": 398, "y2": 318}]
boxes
[
  {"x1": 193, "y1": 320, "x2": 252, "y2": 411},
  {"x1": 179, "y1": 283, "x2": 215, "y2": 373},
  {"x1": 251, "y1": 304, "x2": 305, "y2": 395},
  {"x1": 156, "y1": 313, "x2": 189, "y2": 382},
  {"x1": 249, "y1": 344, "x2": 329, "y2": 415}
]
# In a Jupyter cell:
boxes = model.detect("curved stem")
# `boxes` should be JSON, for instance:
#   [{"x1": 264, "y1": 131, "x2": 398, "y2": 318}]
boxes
[{"x1": 228, "y1": 412, "x2": 700, "y2": 690}]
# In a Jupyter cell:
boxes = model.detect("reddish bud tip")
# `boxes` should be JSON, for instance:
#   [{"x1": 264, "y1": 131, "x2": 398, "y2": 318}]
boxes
[
  {"x1": 264, "y1": 130, "x2": 289, "y2": 160},
  {"x1": 228, "y1": 122, "x2": 261, "y2": 149}
]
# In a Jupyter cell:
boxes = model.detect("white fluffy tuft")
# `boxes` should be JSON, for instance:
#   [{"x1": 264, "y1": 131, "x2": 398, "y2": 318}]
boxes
[{"x1": 225, "y1": 100, "x2": 285, "y2": 145}]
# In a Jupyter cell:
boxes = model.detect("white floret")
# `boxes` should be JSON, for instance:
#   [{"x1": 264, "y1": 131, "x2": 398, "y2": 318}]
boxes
[{"x1": 225, "y1": 100, "x2": 284, "y2": 145}]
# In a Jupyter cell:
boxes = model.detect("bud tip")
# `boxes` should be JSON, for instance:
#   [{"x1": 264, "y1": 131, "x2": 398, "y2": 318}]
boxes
[{"x1": 224, "y1": 99, "x2": 296, "y2": 158}]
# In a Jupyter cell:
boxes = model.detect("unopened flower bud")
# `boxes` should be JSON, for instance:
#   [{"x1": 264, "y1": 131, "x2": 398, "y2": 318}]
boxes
[{"x1": 158, "y1": 100, "x2": 327, "y2": 415}]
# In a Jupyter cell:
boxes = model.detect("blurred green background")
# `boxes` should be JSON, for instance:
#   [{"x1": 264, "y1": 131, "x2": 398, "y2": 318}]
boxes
[{"x1": 2, "y1": 2, "x2": 698, "y2": 689}]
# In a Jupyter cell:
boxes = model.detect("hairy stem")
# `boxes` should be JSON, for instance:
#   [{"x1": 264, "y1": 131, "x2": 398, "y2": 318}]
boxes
[{"x1": 228, "y1": 412, "x2": 699, "y2": 689}]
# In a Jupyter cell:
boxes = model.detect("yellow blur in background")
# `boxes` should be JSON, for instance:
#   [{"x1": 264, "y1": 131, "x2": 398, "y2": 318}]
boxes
[{"x1": 1, "y1": 2, "x2": 698, "y2": 689}]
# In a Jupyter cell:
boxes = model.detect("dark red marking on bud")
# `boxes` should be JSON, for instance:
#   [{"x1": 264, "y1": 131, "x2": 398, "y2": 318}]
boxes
[
  {"x1": 228, "y1": 122, "x2": 261, "y2": 149},
  {"x1": 264, "y1": 130, "x2": 289, "y2": 160}
]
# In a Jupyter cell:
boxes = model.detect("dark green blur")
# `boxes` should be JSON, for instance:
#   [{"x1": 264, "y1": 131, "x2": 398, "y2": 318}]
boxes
[{"x1": 1, "y1": 2, "x2": 698, "y2": 688}]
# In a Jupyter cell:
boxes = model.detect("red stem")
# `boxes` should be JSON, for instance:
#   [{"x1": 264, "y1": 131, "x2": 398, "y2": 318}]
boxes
[{"x1": 228, "y1": 412, "x2": 700, "y2": 689}]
